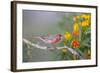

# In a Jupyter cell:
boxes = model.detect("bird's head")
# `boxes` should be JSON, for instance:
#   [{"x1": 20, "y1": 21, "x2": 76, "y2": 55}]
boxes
[{"x1": 56, "y1": 34, "x2": 62, "y2": 37}]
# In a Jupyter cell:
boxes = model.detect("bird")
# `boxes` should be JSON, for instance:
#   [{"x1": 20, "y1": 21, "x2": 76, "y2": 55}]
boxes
[
  {"x1": 35, "y1": 34, "x2": 62, "y2": 50},
  {"x1": 37, "y1": 34, "x2": 62, "y2": 44}
]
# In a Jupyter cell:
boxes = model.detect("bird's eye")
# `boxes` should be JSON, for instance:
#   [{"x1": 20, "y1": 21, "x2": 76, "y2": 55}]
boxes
[{"x1": 59, "y1": 34, "x2": 62, "y2": 37}]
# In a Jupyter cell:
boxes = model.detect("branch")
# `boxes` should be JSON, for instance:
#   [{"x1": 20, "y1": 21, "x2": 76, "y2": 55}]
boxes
[
  {"x1": 23, "y1": 38, "x2": 83, "y2": 59},
  {"x1": 23, "y1": 38, "x2": 48, "y2": 50}
]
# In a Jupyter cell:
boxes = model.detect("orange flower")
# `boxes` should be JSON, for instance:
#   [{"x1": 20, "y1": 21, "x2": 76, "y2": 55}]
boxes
[
  {"x1": 73, "y1": 31, "x2": 79, "y2": 36},
  {"x1": 71, "y1": 39, "x2": 79, "y2": 48}
]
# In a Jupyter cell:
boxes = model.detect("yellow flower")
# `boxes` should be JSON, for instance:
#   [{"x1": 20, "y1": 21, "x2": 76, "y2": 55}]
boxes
[
  {"x1": 86, "y1": 14, "x2": 90, "y2": 20},
  {"x1": 64, "y1": 32, "x2": 71, "y2": 40},
  {"x1": 80, "y1": 14, "x2": 87, "y2": 19},
  {"x1": 72, "y1": 23, "x2": 79, "y2": 36},
  {"x1": 86, "y1": 14, "x2": 91, "y2": 25},
  {"x1": 73, "y1": 23, "x2": 78, "y2": 32},
  {"x1": 80, "y1": 21, "x2": 86, "y2": 27},
  {"x1": 81, "y1": 14, "x2": 90, "y2": 20},
  {"x1": 73, "y1": 16, "x2": 80, "y2": 22},
  {"x1": 73, "y1": 14, "x2": 91, "y2": 28},
  {"x1": 80, "y1": 20, "x2": 90, "y2": 27},
  {"x1": 80, "y1": 14, "x2": 91, "y2": 27}
]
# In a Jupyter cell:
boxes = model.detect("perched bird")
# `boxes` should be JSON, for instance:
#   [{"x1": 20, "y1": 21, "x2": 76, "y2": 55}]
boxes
[
  {"x1": 36, "y1": 34, "x2": 62, "y2": 50},
  {"x1": 37, "y1": 34, "x2": 62, "y2": 44}
]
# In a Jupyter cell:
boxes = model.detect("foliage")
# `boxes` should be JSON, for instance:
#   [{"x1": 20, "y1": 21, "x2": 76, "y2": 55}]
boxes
[{"x1": 56, "y1": 13, "x2": 91, "y2": 60}]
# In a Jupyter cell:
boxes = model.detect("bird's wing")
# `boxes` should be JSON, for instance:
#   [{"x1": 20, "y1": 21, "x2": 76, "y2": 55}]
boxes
[{"x1": 41, "y1": 35, "x2": 54, "y2": 40}]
